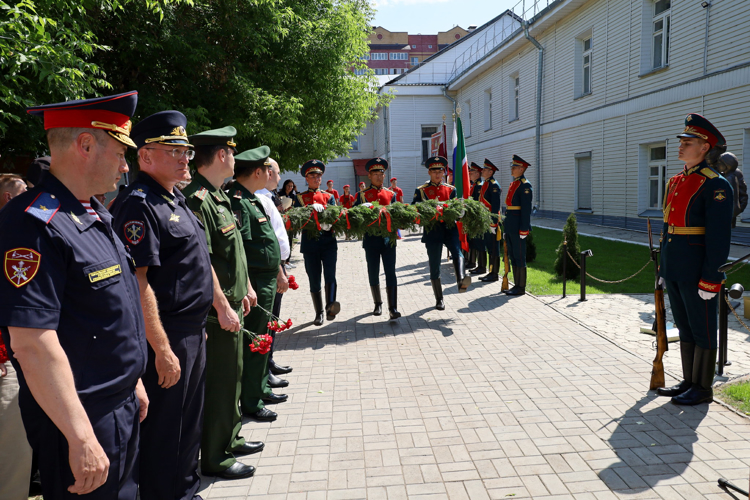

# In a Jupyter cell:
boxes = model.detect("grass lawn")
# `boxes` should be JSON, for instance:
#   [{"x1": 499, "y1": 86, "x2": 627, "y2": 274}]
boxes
[
  {"x1": 524, "y1": 226, "x2": 750, "y2": 296},
  {"x1": 716, "y1": 380, "x2": 750, "y2": 415}
]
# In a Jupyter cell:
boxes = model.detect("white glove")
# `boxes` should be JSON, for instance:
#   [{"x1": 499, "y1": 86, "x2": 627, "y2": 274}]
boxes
[
  {"x1": 362, "y1": 202, "x2": 373, "y2": 208},
  {"x1": 458, "y1": 207, "x2": 466, "y2": 219},
  {"x1": 698, "y1": 289, "x2": 717, "y2": 300},
  {"x1": 489, "y1": 226, "x2": 497, "y2": 234},
  {"x1": 520, "y1": 234, "x2": 527, "y2": 240},
  {"x1": 657, "y1": 277, "x2": 665, "y2": 288},
  {"x1": 320, "y1": 223, "x2": 332, "y2": 231},
  {"x1": 311, "y1": 203, "x2": 325, "y2": 212}
]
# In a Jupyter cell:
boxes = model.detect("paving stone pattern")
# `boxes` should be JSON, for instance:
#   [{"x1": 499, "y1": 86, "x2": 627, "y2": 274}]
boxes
[{"x1": 197, "y1": 234, "x2": 750, "y2": 499}]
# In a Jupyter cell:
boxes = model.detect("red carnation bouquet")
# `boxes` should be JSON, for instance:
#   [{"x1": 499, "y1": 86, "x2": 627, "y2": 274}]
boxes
[{"x1": 288, "y1": 275, "x2": 299, "y2": 290}]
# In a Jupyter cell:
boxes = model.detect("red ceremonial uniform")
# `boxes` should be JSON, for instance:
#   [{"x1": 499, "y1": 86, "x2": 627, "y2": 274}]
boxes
[
  {"x1": 340, "y1": 194, "x2": 355, "y2": 209},
  {"x1": 359, "y1": 186, "x2": 396, "y2": 205},
  {"x1": 325, "y1": 188, "x2": 339, "y2": 203},
  {"x1": 392, "y1": 186, "x2": 404, "y2": 203}
]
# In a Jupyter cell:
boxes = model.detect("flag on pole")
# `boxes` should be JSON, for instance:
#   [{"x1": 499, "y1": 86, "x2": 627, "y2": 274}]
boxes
[
  {"x1": 452, "y1": 115, "x2": 470, "y2": 251},
  {"x1": 439, "y1": 120, "x2": 447, "y2": 159}
]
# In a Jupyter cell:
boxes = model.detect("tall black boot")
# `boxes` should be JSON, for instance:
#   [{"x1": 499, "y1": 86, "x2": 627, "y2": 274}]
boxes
[
  {"x1": 324, "y1": 282, "x2": 341, "y2": 321},
  {"x1": 431, "y1": 279, "x2": 445, "y2": 310},
  {"x1": 466, "y1": 249, "x2": 477, "y2": 270},
  {"x1": 657, "y1": 342, "x2": 694, "y2": 396},
  {"x1": 672, "y1": 346, "x2": 716, "y2": 405},
  {"x1": 480, "y1": 255, "x2": 500, "y2": 282},
  {"x1": 386, "y1": 286, "x2": 401, "y2": 320},
  {"x1": 506, "y1": 267, "x2": 526, "y2": 296},
  {"x1": 370, "y1": 286, "x2": 383, "y2": 316},
  {"x1": 503, "y1": 266, "x2": 519, "y2": 294},
  {"x1": 311, "y1": 291, "x2": 324, "y2": 326},
  {"x1": 453, "y1": 253, "x2": 471, "y2": 293},
  {"x1": 470, "y1": 252, "x2": 487, "y2": 275}
]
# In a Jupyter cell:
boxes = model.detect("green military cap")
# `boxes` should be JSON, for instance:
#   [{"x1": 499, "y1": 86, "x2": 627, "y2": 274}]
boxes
[
  {"x1": 235, "y1": 145, "x2": 271, "y2": 168},
  {"x1": 188, "y1": 125, "x2": 238, "y2": 149}
]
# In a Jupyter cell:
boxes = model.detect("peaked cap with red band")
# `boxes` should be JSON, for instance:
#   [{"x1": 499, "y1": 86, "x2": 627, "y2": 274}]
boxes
[
  {"x1": 676, "y1": 113, "x2": 725, "y2": 148},
  {"x1": 301, "y1": 159, "x2": 325, "y2": 176},
  {"x1": 511, "y1": 154, "x2": 530, "y2": 169},
  {"x1": 27, "y1": 90, "x2": 138, "y2": 148},
  {"x1": 366, "y1": 157, "x2": 388, "y2": 172},
  {"x1": 469, "y1": 162, "x2": 483, "y2": 173},
  {"x1": 483, "y1": 158, "x2": 498, "y2": 172},
  {"x1": 426, "y1": 156, "x2": 448, "y2": 170}
]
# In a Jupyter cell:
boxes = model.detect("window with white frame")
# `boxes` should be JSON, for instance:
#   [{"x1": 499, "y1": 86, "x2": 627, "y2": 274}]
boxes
[
  {"x1": 350, "y1": 136, "x2": 360, "y2": 152},
  {"x1": 410, "y1": 56, "x2": 419, "y2": 65},
  {"x1": 574, "y1": 32, "x2": 593, "y2": 98},
  {"x1": 353, "y1": 68, "x2": 366, "y2": 75},
  {"x1": 582, "y1": 37, "x2": 592, "y2": 94},
  {"x1": 428, "y1": 45, "x2": 433, "y2": 48},
  {"x1": 484, "y1": 89, "x2": 493, "y2": 131},
  {"x1": 421, "y1": 126, "x2": 438, "y2": 164},
  {"x1": 390, "y1": 68, "x2": 406, "y2": 74},
  {"x1": 374, "y1": 68, "x2": 389, "y2": 75},
  {"x1": 370, "y1": 52, "x2": 388, "y2": 60},
  {"x1": 390, "y1": 52, "x2": 408, "y2": 60},
  {"x1": 652, "y1": 0, "x2": 670, "y2": 69},
  {"x1": 647, "y1": 144, "x2": 667, "y2": 209},
  {"x1": 576, "y1": 152, "x2": 592, "y2": 210},
  {"x1": 361, "y1": 53, "x2": 370, "y2": 60},
  {"x1": 464, "y1": 101, "x2": 472, "y2": 137},
  {"x1": 509, "y1": 73, "x2": 520, "y2": 121}
]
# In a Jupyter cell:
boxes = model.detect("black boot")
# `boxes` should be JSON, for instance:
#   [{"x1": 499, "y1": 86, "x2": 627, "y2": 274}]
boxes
[
  {"x1": 325, "y1": 282, "x2": 341, "y2": 321},
  {"x1": 672, "y1": 346, "x2": 716, "y2": 405},
  {"x1": 453, "y1": 254, "x2": 471, "y2": 293},
  {"x1": 470, "y1": 252, "x2": 487, "y2": 275},
  {"x1": 431, "y1": 279, "x2": 445, "y2": 310},
  {"x1": 311, "y1": 291, "x2": 324, "y2": 326},
  {"x1": 506, "y1": 267, "x2": 526, "y2": 296},
  {"x1": 480, "y1": 255, "x2": 500, "y2": 282},
  {"x1": 386, "y1": 286, "x2": 401, "y2": 320},
  {"x1": 269, "y1": 358, "x2": 292, "y2": 375},
  {"x1": 466, "y1": 249, "x2": 477, "y2": 270},
  {"x1": 370, "y1": 286, "x2": 383, "y2": 316},
  {"x1": 657, "y1": 342, "x2": 694, "y2": 397},
  {"x1": 503, "y1": 266, "x2": 519, "y2": 294}
]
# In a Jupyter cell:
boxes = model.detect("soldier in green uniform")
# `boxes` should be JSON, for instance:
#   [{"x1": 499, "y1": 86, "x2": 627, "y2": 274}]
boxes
[
  {"x1": 227, "y1": 147, "x2": 289, "y2": 421},
  {"x1": 182, "y1": 127, "x2": 263, "y2": 480}
]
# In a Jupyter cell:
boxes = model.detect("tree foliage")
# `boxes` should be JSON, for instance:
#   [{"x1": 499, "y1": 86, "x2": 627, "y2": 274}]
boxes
[{"x1": 1, "y1": 0, "x2": 384, "y2": 169}]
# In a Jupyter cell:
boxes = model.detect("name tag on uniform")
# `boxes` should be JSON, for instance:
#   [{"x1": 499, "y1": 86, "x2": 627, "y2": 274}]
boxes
[
  {"x1": 258, "y1": 217, "x2": 267, "y2": 223},
  {"x1": 89, "y1": 265, "x2": 122, "y2": 283}
]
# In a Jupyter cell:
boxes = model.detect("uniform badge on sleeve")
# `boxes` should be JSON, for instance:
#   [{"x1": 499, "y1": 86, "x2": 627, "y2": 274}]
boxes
[
  {"x1": 124, "y1": 221, "x2": 145, "y2": 245},
  {"x1": 714, "y1": 189, "x2": 726, "y2": 201},
  {"x1": 4, "y1": 248, "x2": 41, "y2": 288}
]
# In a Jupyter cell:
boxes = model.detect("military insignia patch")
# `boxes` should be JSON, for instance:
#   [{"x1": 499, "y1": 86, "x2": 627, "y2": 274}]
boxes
[
  {"x1": 169, "y1": 213, "x2": 180, "y2": 222},
  {"x1": 131, "y1": 188, "x2": 147, "y2": 199},
  {"x1": 192, "y1": 211, "x2": 204, "y2": 225},
  {"x1": 161, "y1": 195, "x2": 175, "y2": 205},
  {"x1": 233, "y1": 210, "x2": 242, "y2": 226},
  {"x1": 124, "y1": 221, "x2": 145, "y2": 245},
  {"x1": 4, "y1": 248, "x2": 41, "y2": 288},
  {"x1": 714, "y1": 189, "x2": 726, "y2": 201},
  {"x1": 220, "y1": 223, "x2": 236, "y2": 234}
]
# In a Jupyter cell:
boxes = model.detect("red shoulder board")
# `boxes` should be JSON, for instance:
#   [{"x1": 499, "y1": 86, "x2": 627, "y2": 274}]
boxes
[{"x1": 193, "y1": 187, "x2": 208, "y2": 201}]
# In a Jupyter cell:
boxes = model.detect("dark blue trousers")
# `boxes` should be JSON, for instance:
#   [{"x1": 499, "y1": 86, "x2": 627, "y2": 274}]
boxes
[
  {"x1": 505, "y1": 232, "x2": 527, "y2": 267},
  {"x1": 23, "y1": 391, "x2": 140, "y2": 500},
  {"x1": 425, "y1": 228, "x2": 461, "y2": 280},
  {"x1": 665, "y1": 280, "x2": 718, "y2": 349},
  {"x1": 484, "y1": 232, "x2": 500, "y2": 259},
  {"x1": 363, "y1": 235, "x2": 397, "y2": 287},
  {"x1": 139, "y1": 324, "x2": 206, "y2": 500},
  {"x1": 303, "y1": 247, "x2": 338, "y2": 293}
]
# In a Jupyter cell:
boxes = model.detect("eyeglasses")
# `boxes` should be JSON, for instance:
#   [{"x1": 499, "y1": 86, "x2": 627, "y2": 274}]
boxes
[{"x1": 143, "y1": 148, "x2": 195, "y2": 160}]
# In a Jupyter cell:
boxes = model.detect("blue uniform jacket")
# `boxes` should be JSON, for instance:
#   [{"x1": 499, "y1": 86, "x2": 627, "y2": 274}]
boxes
[
  {"x1": 292, "y1": 188, "x2": 337, "y2": 253},
  {"x1": 659, "y1": 161, "x2": 733, "y2": 291},
  {"x1": 110, "y1": 172, "x2": 214, "y2": 329},
  {"x1": 0, "y1": 173, "x2": 147, "y2": 414},
  {"x1": 504, "y1": 176, "x2": 532, "y2": 236}
]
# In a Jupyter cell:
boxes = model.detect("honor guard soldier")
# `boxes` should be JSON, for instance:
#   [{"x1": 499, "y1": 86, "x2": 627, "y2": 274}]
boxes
[
  {"x1": 503, "y1": 155, "x2": 533, "y2": 296},
  {"x1": 390, "y1": 177, "x2": 404, "y2": 203},
  {"x1": 110, "y1": 111, "x2": 231, "y2": 499},
  {"x1": 657, "y1": 114, "x2": 733, "y2": 405},
  {"x1": 413, "y1": 156, "x2": 471, "y2": 310},
  {"x1": 0, "y1": 91, "x2": 148, "y2": 499},
  {"x1": 478, "y1": 159, "x2": 503, "y2": 282},
  {"x1": 293, "y1": 160, "x2": 339, "y2": 325},
  {"x1": 354, "y1": 157, "x2": 401, "y2": 319},
  {"x1": 340, "y1": 185, "x2": 355, "y2": 209},
  {"x1": 183, "y1": 127, "x2": 263, "y2": 480},
  {"x1": 227, "y1": 147, "x2": 290, "y2": 420},
  {"x1": 467, "y1": 161, "x2": 485, "y2": 274}
]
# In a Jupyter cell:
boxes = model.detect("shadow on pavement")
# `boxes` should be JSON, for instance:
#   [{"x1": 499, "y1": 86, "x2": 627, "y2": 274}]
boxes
[{"x1": 598, "y1": 394, "x2": 709, "y2": 495}]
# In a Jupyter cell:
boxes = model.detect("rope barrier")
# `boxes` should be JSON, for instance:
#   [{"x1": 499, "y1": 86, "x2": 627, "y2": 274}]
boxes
[
  {"x1": 724, "y1": 294, "x2": 750, "y2": 335},
  {"x1": 727, "y1": 259, "x2": 749, "y2": 275},
  {"x1": 565, "y1": 249, "x2": 652, "y2": 284}
]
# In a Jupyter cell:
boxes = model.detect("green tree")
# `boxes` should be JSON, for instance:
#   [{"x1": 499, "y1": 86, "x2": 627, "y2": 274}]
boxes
[{"x1": 554, "y1": 213, "x2": 581, "y2": 279}]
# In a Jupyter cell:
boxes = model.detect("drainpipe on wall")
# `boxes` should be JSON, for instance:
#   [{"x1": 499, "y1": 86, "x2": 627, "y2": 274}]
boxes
[
  {"x1": 702, "y1": 2, "x2": 712, "y2": 75},
  {"x1": 524, "y1": 21, "x2": 544, "y2": 210},
  {"x1": 442, "y1": 86, "x2": 457, "y2": 116}
]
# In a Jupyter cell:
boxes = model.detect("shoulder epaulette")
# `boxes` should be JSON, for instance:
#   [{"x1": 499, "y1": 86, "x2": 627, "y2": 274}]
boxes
[
  {"x1": 130, "y1": 185, "x2": 148, "y2": 199},
  {"x1": 233, "y1": 189, "x2": 243, "y2": 199},
  {"x1": 25, "y1": 192, "x2": 60, "y2": 224},
  {"x1": 443, "y1": 182, "x2": 456, "y2": 189},
  {"x1": 520, "y1": 178, "x2": 529, "y2": 184},
  {"x1": 418, "y1": 183, "x2": 429, "y2": 189},
  {"x1": 701, "y1": 167, "x2": 719, "y2": 179},
  {"x1": 192, "y1": 187, "x2": 208, "y2": 201}
]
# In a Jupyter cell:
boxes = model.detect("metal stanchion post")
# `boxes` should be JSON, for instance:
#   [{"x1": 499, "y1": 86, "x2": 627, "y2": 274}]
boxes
[
  {"x1": 580, "y1": 250, "x2": 592, "y2": 302},
  {"x1": 562, "y1": 240, "x2": 567, "y2": 298},
  {"x1": 718, "y1": 284, "x2": 728, "y2": 376}
]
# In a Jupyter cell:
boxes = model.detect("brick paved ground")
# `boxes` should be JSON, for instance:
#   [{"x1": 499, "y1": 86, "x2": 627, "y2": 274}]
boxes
[{"x1": 197, "y1": 234, "x2": 750, "y2": 499}]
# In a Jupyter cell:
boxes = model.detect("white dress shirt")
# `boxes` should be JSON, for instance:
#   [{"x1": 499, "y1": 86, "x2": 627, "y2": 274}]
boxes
[{"x1": 255, "y1": 188, "x2": 290, "y2": 260}]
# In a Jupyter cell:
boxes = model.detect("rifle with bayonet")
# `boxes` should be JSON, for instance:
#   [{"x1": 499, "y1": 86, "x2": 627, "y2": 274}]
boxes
[
  {"x1": 648, "y1": 218, "x2": 668, "y2": 390},
  {"x1": 500, "y1": 215, "x2": 510, "y2": 291}
]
